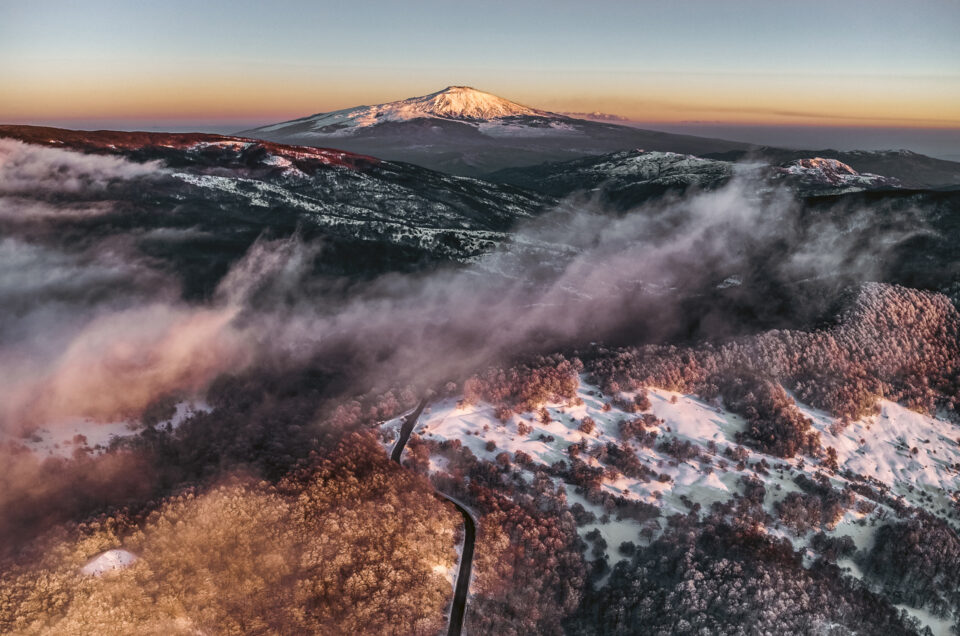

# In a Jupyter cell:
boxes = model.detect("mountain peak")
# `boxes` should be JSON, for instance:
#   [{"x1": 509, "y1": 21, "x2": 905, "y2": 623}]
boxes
[{"x1": 407, "y1": 86, "x2": 546, "y2": 120}]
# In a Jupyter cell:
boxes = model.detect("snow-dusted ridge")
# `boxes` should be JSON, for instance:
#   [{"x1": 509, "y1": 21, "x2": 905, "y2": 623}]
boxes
[{"x1": 778, "y1": 156, "x2": 900, "y2": 192}]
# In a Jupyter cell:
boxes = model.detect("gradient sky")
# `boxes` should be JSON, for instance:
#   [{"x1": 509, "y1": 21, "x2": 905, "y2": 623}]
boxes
[{"x1": 1, "y1": 0, "x2": 959, "y2": 132}]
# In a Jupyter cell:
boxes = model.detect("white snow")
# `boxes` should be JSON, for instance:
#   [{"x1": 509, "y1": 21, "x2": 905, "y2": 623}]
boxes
[
  {"x1": 799, "y1": 399, "x2": 960, "y2": 511},
  {"x1": 897, "y1": 604, "x2": 954, "y2": 636},
  {"x1": 718, "y1": 275, "x2": 742, "y2": 289},
  {"x1": 584, "y1": 151, "x2": 730, "y2": 179},
  {"x1": 169, "y1": 170, "x2": 526, "y2": 258},
  {"x1": 81, "y1": 549, "x2": 137, "y2": 576},
  {"x1": 262, "y1": 154, "x2": 295, "y2": 168},
  {"x1": 172, "y1": 173, "x2": 272, "y2": 206},
  {"x1": 191, "y1": 141, "x2": 253, "y2": 152}
]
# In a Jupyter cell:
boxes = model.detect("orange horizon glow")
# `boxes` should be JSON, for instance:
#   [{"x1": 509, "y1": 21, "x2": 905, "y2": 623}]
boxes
[
  {"x1": 2, "y1": 58, "x2": 959, "y2": 131},
  {"x1": 3, "y1": 78, "x2": 959, "y2": 130}
]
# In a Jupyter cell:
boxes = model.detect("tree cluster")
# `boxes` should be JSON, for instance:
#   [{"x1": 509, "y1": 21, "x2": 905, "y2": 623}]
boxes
[
  {"x1": 776, "y1": 474, "x2": 855, "y2": 536},
  {"x1": 585, "y1": 283, "x2": 960, "y2": 456},
  {"x1": 462, "y1": 354, "x2": 583, "y2": 413},
  {"x1": 862, "y1": 511, "x2": 960, "y2": 621},
  {"x1": 571, "y1": 518, "x2": 923, "y2": 635}
]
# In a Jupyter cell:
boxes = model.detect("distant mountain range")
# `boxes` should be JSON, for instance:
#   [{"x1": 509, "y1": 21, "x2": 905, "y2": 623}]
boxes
[
  {"x1": 240, "y1": 86, "x2": 751, "y2": 176},
  {"x1": 486, "y1": 150, "x2": 901, "y2": 204}
]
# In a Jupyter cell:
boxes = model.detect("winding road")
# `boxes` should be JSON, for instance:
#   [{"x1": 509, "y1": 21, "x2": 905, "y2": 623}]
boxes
[{"x1": 390, "y1": 401, "x2": 477, "y2": 636}]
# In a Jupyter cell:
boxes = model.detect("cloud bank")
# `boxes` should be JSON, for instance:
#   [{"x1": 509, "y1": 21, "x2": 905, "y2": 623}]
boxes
[
  {"x1": 0, "y1": 141, "x2": 924, "y2": 436},
  {"x1": 0, "y1": 138, "x2": 162, "y2": 195}
]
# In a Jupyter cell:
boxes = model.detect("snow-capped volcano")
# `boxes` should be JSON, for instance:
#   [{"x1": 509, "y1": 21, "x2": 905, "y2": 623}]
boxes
[
  {"x1": 241, "y1": 87, "x2": 750, "y2": 176},
  {"x1": 256, "y1": 86, "x2": 555, "y2": 136}
]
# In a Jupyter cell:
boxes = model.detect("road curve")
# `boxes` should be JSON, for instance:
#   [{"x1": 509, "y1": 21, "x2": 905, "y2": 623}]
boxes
[
  {"x1": 391, "y1": 398, "x2": 428, "y2": 463},
  {"x1": 390, "y1": 400, "x2": 476, "y2": 636}
]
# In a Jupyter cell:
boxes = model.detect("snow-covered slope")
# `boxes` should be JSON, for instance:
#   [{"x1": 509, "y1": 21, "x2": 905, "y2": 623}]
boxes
[
  {"x1": 384, "y1": 380, "x2": 960, "y2": 540},
  {"x1": 381, "y1": 377, "x2": 960, "y2": 634}
]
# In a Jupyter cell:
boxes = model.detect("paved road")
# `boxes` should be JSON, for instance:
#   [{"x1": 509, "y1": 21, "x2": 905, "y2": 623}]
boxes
[
  {"x1": 391, "y1": 398, "x2": 428, "y2": 463},
  {"x1": 390, "y1": 400, "x2": 476, "y2": 636}
]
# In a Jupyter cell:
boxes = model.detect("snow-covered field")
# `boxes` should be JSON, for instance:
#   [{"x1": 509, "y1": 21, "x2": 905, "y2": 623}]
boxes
[{"x1": 381, "y1": 376, "x2": 960, "y2": 634}]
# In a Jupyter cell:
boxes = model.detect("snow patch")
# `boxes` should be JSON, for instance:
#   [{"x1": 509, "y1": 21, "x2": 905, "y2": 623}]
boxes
[{"x1": 81, "y1": 549, "x2": 137, "y2": 576}]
